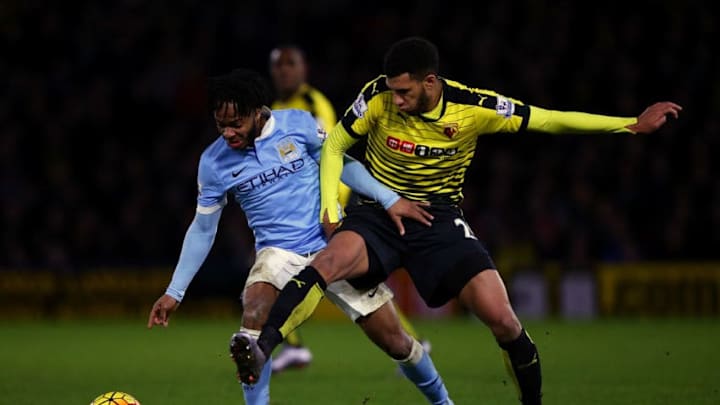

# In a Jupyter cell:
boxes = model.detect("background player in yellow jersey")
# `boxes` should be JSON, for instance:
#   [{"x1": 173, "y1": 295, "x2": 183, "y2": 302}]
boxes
[
  {"x1": 267, "y1": 44, "x2": 430, "y2": 373},
  {"x1": 269, "y1": 45, "x2": 337, "y2": 135},
  {"x1": 237, "y1": 37, "x2": 682, "y2": 404}
]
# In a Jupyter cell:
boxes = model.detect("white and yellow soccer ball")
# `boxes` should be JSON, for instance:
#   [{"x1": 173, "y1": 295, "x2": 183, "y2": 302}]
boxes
[{"x1": 90, "y1": 391, "x2": 141, "y2": 405}]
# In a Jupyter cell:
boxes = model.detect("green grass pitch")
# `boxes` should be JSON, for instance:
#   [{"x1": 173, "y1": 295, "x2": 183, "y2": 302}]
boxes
[{"x1": 1, "y1": 317, "x2": 718, "y2": 404}]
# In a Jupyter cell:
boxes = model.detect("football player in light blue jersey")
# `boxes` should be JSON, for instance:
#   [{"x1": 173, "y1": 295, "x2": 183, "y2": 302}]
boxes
[
  {"x1": 195, "y1": 107, "x2": 328, "y2": 255},
  {"x1": 147, "y1": 68, "x2": 454, "y2": 405}
]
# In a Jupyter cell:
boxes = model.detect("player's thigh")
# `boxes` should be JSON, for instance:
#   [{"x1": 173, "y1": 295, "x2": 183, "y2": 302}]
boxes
[
  {"x1": 242, "y1": 246, "x2": 312, "y2": 324},
  {"x1": 406, "y1": 219, "x2": 496, "y2": 308},
  {"x1": 327, "y1": 204, "x2": 405, "y2": 288},
  {"x1": 311, "y1": 230, "x2": 369, "y2": 282},
  {"x1": 459, "y1": 270, "x2": 521, "y2": 338},
  {"x1": 244, "y1": 246, "x2": 310, "y2": 291}
]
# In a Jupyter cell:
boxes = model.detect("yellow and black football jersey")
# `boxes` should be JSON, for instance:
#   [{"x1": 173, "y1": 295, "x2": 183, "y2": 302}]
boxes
[{"x1": 319, "y1": 75, "x2": 636, "y2": 222}]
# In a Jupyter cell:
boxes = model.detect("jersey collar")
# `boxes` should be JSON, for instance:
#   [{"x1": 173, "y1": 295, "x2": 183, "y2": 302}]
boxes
[{"x1": 254, "y1": 113, "x2": 276, "y2": 142}]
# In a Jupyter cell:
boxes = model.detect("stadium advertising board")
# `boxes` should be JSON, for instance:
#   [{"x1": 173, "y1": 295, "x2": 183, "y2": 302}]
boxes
[{"x1": 597, "y1": 263, "x2": 720, "y2": 316}]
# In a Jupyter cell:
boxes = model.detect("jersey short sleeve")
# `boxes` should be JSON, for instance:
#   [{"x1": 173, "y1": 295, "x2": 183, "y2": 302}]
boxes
[
  {"x1": 196, "y1": 154, "x2": 226, "y2": 212},
  {"x1": 309, "y1": 121, "x2": 327, "y2": 164},
  {"x1": 466, "y1": 87, "x2": 530, "y2": 134},
  {"x1": 294, "y1": 110, "x2": 326, "y2": 164},
  {"x1": 340, "y1": 76, "x2": 386, "y2": 138}
]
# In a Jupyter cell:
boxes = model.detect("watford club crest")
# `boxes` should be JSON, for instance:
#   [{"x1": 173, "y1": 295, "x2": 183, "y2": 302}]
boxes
[{"x1": 443, "y1": 123, "x2": 459, "y2": 138}]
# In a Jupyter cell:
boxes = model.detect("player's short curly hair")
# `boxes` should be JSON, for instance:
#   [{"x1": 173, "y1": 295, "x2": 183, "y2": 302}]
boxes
[
  {"x1": 383, "y1": 36, "x2": 439, "y2": 80},
  {"x1": 207, "y1": 68, "x2": 272, "y2": 116}
]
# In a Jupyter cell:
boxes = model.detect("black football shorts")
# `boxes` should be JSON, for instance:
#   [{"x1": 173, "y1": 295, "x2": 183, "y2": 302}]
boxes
[{"x1": 337, "y1": 203, "x2": 496, "y2": 307}]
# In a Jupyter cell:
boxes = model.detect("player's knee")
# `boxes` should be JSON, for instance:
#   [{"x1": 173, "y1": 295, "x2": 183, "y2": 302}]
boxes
[
  {"x1": 310, "y1": 251, "x2": 348, "y2": 283},
  {"x1": 241, "y1": 298, "x2": 272, "y2": 329},
  {"x1": 486, "y1": 312, "x2": 522, "y2": 341},
  {"x1": 379, "y1": 329, "x2": 414, "y2": 360}
]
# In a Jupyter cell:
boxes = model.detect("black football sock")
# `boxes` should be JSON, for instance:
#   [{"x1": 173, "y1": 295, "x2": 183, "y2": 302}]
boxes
[
  {"x1": 499, "y1": 329, "x2": 542, "y2": 405},
  {"x1": 257, "y1": 266, "x2": 327, "y2": 358}
]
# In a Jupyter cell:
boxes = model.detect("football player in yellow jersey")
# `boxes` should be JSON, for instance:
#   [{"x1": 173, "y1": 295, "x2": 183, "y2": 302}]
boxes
[
  {"x1": 246, "y1": 37, "x2": 681, "y2": 404},
  {"x1": 269, "y1": 45, "x2": 337, "y2": 134},
  {"x1": 268, "y1": 45, "x2": 431, "y2": 374}
]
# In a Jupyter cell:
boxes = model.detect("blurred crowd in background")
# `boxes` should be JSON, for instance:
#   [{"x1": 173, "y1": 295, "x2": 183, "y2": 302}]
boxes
[{"x1": 2, "y1": 0, "x2": 718, "y2": 274}]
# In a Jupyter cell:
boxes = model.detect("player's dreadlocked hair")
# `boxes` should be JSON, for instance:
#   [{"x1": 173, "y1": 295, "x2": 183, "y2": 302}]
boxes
[
  {"x1": 207, "y1": 68, "x2": 272, "y2": 116},
  {"x1": 383, "y1": 36, "x2": 439, "y2": 80}
]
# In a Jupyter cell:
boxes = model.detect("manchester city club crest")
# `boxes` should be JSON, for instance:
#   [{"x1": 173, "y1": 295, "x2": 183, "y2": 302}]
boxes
[{"x1": 276, "y1": 139, "x2": 301, "y2": 162}]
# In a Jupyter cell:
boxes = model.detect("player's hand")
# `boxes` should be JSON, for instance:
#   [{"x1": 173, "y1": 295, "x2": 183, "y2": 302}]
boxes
[
  {"x1": 321, "y1": 209, "x2": 339, "y2": 240},
  {"x1": 626, "y1": 101, "x2": 682, "y2": 134},
  {"x1": 147, "y1": 294, "x2": 179, "y2": 329},
  {"x1": 387, "y1": 198, "x2": 434, "y2": 236}
]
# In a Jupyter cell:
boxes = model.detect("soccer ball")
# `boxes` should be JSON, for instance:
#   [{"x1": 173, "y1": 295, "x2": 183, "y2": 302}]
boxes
[{"x1": 89, "y1": 391, "x2": 141, "y2": 405}]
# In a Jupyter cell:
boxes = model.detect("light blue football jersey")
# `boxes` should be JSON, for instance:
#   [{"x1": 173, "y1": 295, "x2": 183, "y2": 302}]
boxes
[{"x1": 196, "y1": 109, "x2": 327, "y2": 255}]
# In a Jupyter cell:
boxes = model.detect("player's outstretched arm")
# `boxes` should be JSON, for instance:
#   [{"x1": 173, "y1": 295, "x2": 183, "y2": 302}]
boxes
[
  {"x1": 147, "y1": 208, "x2": 223, "y2": 328},
  {"x1": 526, "y1": 100, "x2": 682, "y2": 135},
  {"x1": 147, "y1": 294, "x2": 180, "y2": 328},
  {"x1": 625, "y1": 101, "x2": 682, "y2": 134}
]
